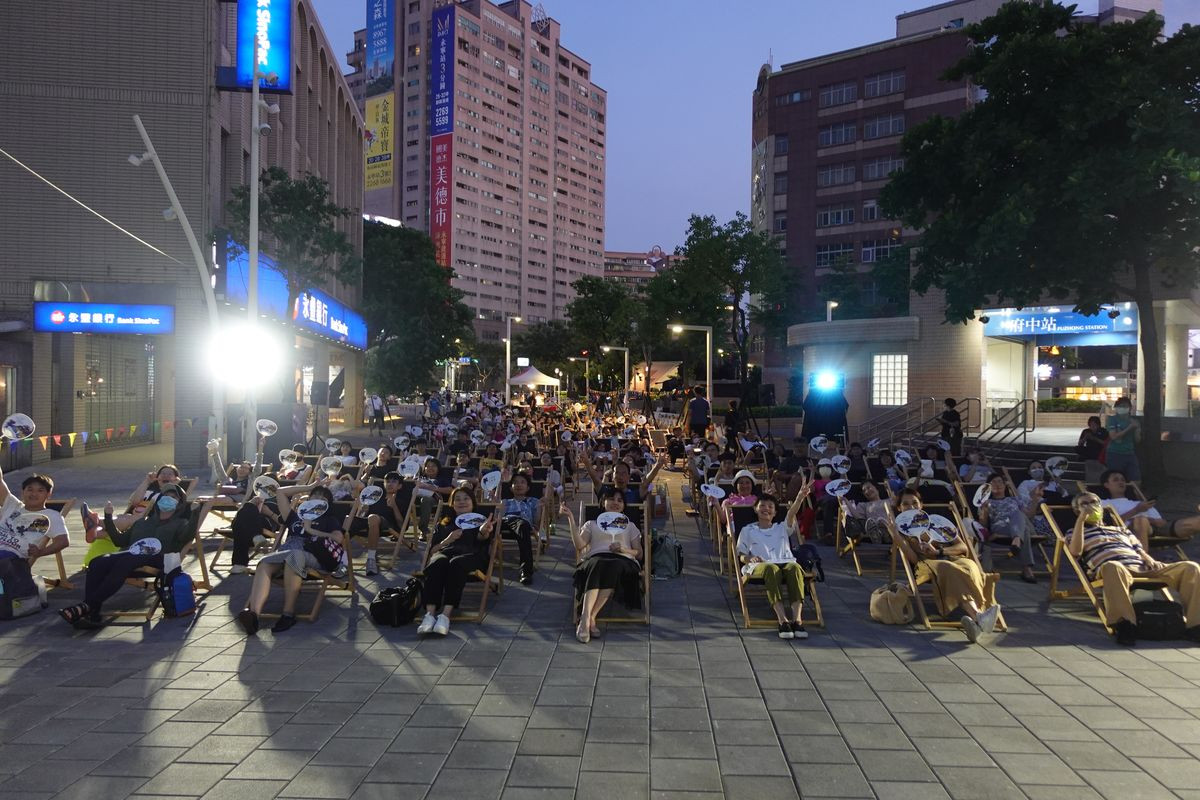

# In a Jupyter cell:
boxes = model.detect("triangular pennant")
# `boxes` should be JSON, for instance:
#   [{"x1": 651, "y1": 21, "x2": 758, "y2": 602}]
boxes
[
  {"x1": 130, "y1": 425, "x2": 138, "y2": 436},
  {"x1": 37, "y1": 436, "x2": 48, "y2": 451},
  {"x1": 186, "y1": 418, "x2": 194, "y2": 428},
  {"x1": 164, "y1": 420, "x2": 173, "y2": 430},
  {"x1": 52, "y1": 435, "x2": 62, "y2": 447},
  {"x1": 154, "y1": 421, "x2": 161, "y2": 430},
  {"x1": 118, "y1": 426, "x2": 127, "y2": 436},
  {"x1": 68, "y1": 432, "x2": 77, "y2": 446},
  {"x1": 81, "y1": 431, "x2": 89, "y2": 444},
  {"x1": 105, "y1": 428, "x2": 113, "y2": 440}
]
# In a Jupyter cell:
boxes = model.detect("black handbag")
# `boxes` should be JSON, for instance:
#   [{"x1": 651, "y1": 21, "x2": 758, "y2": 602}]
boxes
[
  {"x1": 369, "y1": 577, "x2": 425, "y2": 627},
  {"x1": 1133, "y1": 599, "x2": 1186, "y2": 640}
]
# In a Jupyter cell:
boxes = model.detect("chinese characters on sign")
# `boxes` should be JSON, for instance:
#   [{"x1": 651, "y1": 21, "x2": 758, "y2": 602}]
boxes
[
  {"x1": 365, "y1": 0, "x2": 395, "y2": 98},
  {"x1": 981, "y1": 305, "x2": 1139, "y2": 346},
  {"x1": 430, "y1": 5, "x2": 456, "y2": 268},
  {"x1": 34, "y1": 303, "x2": 175, "y2": 335},
  {"x1": 365, "y1": 94, "x2": 394, "y2": 190}
]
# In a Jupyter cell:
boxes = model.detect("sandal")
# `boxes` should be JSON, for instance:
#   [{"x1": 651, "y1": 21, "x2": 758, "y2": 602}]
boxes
[{"x1": 58, "y1": 603, "x2": 89, "y2": 626}]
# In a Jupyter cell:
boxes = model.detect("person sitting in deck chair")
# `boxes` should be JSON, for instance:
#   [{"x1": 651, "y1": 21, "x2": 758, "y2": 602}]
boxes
[
  {"x1": 80, "y1": 463, "x2": 182, "y2": 565},
  {"x1": 839, "y1": 480, "x2": 890, "y2": 544},
  {"x1": 561, "y1": 487, "x2": 644, "y2": 644},
  {"x1": 734, "y1": 490, "x2": 812, "y2": 640},
  {"x1": 1100, "y1": 470, "x2": 1200, "y2": 547},
  {"x1": 417, "y1": 489, "x2": 498, "y2": 637},
  {"x1": 0, "y1": 469, "x2": 70, "y2": 618},
  {"x1": 892, "y1": 488, "x2": 1000, "y2": 644},
  {"x1": 1071, "y1": 492, "x2": 1200, "y2": 647}
]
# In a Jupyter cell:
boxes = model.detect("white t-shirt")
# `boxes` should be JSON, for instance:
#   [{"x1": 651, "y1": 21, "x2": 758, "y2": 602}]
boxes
[
  {"x1": 736, "y1": 521, "x2": 796, "y2": 565},
  {"x1": 1103, "y1": 497, "x2": 1163, "y2": 522},
  {"x1": 0, "y1": 494, "x2": 66, "y2": 559}
]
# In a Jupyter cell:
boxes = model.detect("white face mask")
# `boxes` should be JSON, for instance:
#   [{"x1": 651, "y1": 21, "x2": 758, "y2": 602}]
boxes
[
  {"x1": 818, "y1": 467, "x2": 832, "y2": 478},
  {"x1": 1029, "y1": 468, "x2": 1045, "y2": 480},
  {"x1": 1115, "y1": 407, "x2": 1131, "y2": 416}
]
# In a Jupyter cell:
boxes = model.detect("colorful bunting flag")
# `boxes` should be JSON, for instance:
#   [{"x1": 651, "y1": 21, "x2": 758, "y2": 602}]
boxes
[
  {"x1": 68, "y1": 432, "x2": 77, "y2": 446},
  {"x1": 37, "y1": 436, "x2": 48, "y2": 451}
]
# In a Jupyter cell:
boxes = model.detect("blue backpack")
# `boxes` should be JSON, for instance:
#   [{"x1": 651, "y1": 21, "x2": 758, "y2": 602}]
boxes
[{"x1": 155, "y1": 568, "x2": 196, "y2": 617}]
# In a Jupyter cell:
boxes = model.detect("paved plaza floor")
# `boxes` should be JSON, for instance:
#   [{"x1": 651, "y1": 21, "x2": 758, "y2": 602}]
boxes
[{"x1": 4, "y1": 441, "x2": 1200, "y2": 799}]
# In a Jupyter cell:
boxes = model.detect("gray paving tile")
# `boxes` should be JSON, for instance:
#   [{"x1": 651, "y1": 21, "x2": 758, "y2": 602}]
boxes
[
  {"x1": 506, "y1": 755, "x2": 582, "y2": 788},
  {"x1": 363, "y1": 753, "x2": 446, "y2": 785},
  {"x1": 650, "y1": 757, "x2": 724, "y2": 792},
  {"x1": 93, "y1": 746, "x2": 188, "y2": 778},
  {"x1": 517, "y1": 728, "x2": 585, "y2": 756},
  {"x1": 722, "y1": 775, "x2": 801, "y2": 799},
  {"x1": 199, "y1": 779, "x2": 289, "y2": 800},
  {"x1": 445, "y1": 739, "x2": 519, "y2": 770},
  {"x1": 791, "y1": 763, "x2": 873, "y2": 798},
  {"x1": 574, "y1": 770, "x2": 647, "y2": 800},
  {"x1": 716, "y1": 744, "x2": 791, "y2": 776},
  {"x1": 136, "y1": 763, "x2": 232, "y2": 796},
  {"x1": 1078, "y1": 769, "x2": 1176, "y2": 800}
]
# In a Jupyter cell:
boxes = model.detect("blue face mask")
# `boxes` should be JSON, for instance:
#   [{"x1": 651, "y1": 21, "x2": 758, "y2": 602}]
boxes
[{"x1": 157, "y1": 496, "x2": 179, "y2": 514}]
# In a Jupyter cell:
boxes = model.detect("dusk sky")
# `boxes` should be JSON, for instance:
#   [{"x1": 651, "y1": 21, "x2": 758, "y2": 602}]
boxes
[{"x1": 312, "y1": 0, "x2": 1200, "y2": 254}]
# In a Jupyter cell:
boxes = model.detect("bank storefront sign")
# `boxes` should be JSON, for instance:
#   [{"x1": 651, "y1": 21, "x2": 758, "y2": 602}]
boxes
[
  {"x1": 34, "y1": 302, "x2": 175, "y2": 335},
  {"x1": 982, "y1": 304, "x2": 1138, "y2": 346},
  {"x1": 222, "y1": 243, "x2": 368, "y2": 350}
]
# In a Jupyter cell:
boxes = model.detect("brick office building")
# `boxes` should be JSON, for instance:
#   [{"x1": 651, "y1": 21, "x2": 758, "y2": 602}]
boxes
[
  {"x1": 0, "y1": 0, "x2": 365, "y2": 470},
  {"x1": 358, "y1": 0, "x2": 607, "y2": 341}
]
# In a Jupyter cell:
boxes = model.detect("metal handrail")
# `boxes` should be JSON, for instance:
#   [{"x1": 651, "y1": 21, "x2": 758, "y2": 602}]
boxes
[
  {"x1": 859, "y1": 397, "x2": 981, "y2": 452},
  {"x1": 971, "y1": 399, "x2": 1036, "y2": 463},
  {"x1": 855, "y1": 397, "x2": 939, "y2": 445}
]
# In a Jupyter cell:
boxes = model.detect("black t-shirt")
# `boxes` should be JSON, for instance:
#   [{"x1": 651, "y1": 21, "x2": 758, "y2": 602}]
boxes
[
  {"x1": 433, "y1": 517, "x2": 490, "y2": 559},
  {"x1": 1078, "y1": 428, "x2": 1109, "y2": 460},
  {"x1": 940, "y1": 410, "x2": 962, "y2": 439},
  {"x1": 724, "y1": 409, "x2": 739, "y2": 430},
  {"x1": 446, "y1": 440, "x2": 471, "y2": 457},
  {"x1": 282, "y1": 509, "x2": 343, "y2": 543}
]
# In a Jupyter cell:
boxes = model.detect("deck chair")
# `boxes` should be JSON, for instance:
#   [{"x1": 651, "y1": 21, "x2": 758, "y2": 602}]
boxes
[
  {"x1": 1042, "y1": 503, "x2": 1173, "y2": 632},
  {"x1": 834, "y1": 486, "x2": 893, "y2": 576},
  {"x1": 206, "y1": 493, "x2": 281, "y2": 571},
  {"x1": 412, "y1": 503, "x2": 502, "y2": 622},
  {"x1": 386, "y1": 482, "x2": 426, "y2": 560},
  {"x1": 256, "y1": 504, "x2": 355, "y2": 623},
  {"x1": 1077, "y1": 480, "x2": 1187, "y2": 560},
  {"x1": 41, "y1": 498, "x2": 76, "y2": 590},
  {"x1": 892, "y1": 503, "x2": 1007, "y2": 632},
  {"x1": 574, "y1": 503, "x2": 651, "y2": 624},
  {"x1": 726, "y1": 509, "x2": 824, "y2": 630},
  {"x1": 109, "y1": 502, "x2": 210, "y2": 622}
]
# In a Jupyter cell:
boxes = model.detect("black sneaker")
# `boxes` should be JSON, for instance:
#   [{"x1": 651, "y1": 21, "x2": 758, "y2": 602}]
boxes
[
  {"x1": 1114, "y1": 619, "x2": 1137, "y2": 647},
  {"x1": 238, "y1": 608, "x2": 259, "y2": 635},
  {"x1": 778, "y1": 622, "x2": 794, "y2": 640},
  {"x1": 519, "y1": 567, "x2": 534, "y2": 586},
  {"x1": 790, "y1": 621, "x2": 809, "y2": 640},
  {"x1": 1186, "y1": 626, "x2": 1200, "y2": 644},
  {"x1": 272, "y1": 614, "x2": 297, "y2": 633}
]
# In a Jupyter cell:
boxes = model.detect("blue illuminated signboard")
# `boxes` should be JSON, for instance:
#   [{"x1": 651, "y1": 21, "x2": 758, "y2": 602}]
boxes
[
  {"x1": 982, "y1": 305, "x2": 1138, "y2": 346},
  {"x1": 236, "y1": 0, "x2": 292, "y2": 92},
  {"x1": 365, "y1": 0, "x2": 395, "y2": 98},
  {"x1": 223, "y1": 242, "x2": 368, "y2": 350},
  {"x1": 431, "y1": 5, "x2": 456, "y2": 136},
  {"x1": 34, "y1": 303, "x2": 175, "y2": 335}
]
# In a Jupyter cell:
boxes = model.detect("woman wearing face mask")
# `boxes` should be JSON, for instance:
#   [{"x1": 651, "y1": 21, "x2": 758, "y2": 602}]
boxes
[
  {"x1": 812, "y1": 458, "x2": 840, "y2": 542},
  {"x1": 1104, "y1": 397, "x2": 1141, "y2": 482},
  {"x1": 79, "y1": 464, "x2": 184, "y2": 565},
  {"x1": 59, "y1": 484, "x2": 193, "y2": 629},
  {"x1": 957, "y1": 449, "x2": 990, "y2": 484},
  {"x1": 978, "y1": 473, "x2": 1040, "y2": 583}
]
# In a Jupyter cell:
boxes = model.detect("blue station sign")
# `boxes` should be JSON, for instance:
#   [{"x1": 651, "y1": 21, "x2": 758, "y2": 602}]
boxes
[
  {"x1": 34, "y1": 302, "x2": 175, "y2": 335},
  {"x1": 982, "y1": 304, "x2": 1139, "y2": 346},
  {"x1": 236, "y1": 0, "x2": 293, "y2": 92}
]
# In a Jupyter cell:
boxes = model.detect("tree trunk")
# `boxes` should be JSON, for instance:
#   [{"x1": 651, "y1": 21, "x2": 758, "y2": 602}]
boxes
[{"x1": 1132, "y1": 263, "x2": 1165, "y2": 487}]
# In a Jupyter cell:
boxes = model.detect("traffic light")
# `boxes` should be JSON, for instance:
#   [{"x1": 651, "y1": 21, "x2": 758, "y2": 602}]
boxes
[{"x1": 580, "y1": 349, "x2": 589, "y2": 357}]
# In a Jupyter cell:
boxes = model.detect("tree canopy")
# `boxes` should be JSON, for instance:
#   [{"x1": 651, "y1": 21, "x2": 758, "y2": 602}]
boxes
[
  {"x1": 880, "y1": 1, "x2": 1200, "y2": 483},
  {"x1": 361, "y1": 222, "x2": 473, "y2": 395}
]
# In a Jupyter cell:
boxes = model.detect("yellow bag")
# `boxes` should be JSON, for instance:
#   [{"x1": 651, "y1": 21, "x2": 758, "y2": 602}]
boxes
[{"x1": 870, "y1": 582, "x2": 914, "y2": 625}]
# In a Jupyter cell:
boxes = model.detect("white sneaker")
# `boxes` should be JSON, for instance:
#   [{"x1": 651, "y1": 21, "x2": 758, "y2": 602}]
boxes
[
  {"x1": 252, "y1": 534, "x2": 268, "y2": 548},
  {"x1": 229, "y1": 564, "x2": 247, "y2": 574},
  {"x1": 962, "y1": 616, "x2": 981, "y2": 644},
  {"x1": 432, "y1": 614, "x2": 451, "y2": 636},
  {"x1": 365, "y1": 557, "x2": 378, "y2": 576},
  {"x1": 416, "y1": 613, "x2": 437, "y2": 634},
  {"x1": 977, "y1": 605, "x2": 1000, "y2": 635}
]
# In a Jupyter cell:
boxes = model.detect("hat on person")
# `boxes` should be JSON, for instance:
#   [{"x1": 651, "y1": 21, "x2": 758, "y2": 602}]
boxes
[
  {"x1": 733, "y1": 469, "x2": 756, "y2": 485},
  {"x1": 817, "y1": 458, "x2": 833, "y2": 467}
]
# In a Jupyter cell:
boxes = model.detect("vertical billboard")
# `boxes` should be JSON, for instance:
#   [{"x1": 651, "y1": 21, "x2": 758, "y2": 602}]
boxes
[
  {"x1": 364, "y1": 0, "x2": 395, "y2": 191},
  {"x1": 430, "y1": 4, "x2": 456, "y2": 268},
  {"x1": 236, "y1": 0, "x2": 293, "y2": 92}
]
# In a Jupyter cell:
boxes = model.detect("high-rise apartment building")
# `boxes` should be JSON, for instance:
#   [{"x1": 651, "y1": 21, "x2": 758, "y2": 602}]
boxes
[
  {"x1": 603, "y1": 249, "x2": 679, "y2": 293},
  {"x1": 359, "y1": 0, "x2": 606, "y2": 339}
]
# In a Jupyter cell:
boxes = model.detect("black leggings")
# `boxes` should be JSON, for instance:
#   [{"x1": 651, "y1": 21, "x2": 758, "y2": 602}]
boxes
[
  {"x1": 231, "y1": 504, "x2": 273, "y2": 567},
  {"x1": 502, "y1": 518, "x2": 534, "y2": 570},
  {"x1": 422, "y1": 552, "x2": 485, "y2": 608},
  {"x1": 85, "y1": 551, "x2": 164, "y2": 612}
]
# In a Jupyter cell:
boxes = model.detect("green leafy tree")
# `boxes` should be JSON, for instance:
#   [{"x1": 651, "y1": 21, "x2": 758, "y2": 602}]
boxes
[
  {"x1": 360, "y1": 222, "x2": 473, "y2": 394},
  {"x1": 468, "y1": 340, "x2": 506, "y2": 391},
  {"x1": 674, "y1": 213, "x2": 793, "y2": 395},
  {"x1": 223, "y1": 166, "x2": 360, "y2": 316},
  {"x1": 880, "y1": 2, "x2": 1200, "y2": 484},
  {"x1": 512, "y1": 320, "x2": 580, "y2": 371}
]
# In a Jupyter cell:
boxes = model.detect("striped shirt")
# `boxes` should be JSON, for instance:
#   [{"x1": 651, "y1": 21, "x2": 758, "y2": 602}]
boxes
[{"x1": 1079, "y1": 524, "x2": 1145, "y2": 580}]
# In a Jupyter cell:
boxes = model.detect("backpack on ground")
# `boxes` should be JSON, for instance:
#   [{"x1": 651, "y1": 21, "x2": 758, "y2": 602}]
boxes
[
  {"x1": 0, "y1": 558, "x2": 48, "y2": 620},
  {"x1": 1133, "y1": 599, "x2": 1186, "y2": 640},
  {"x1": 792, "y1": 543, "x2": 825, "y2": 582},
  {"x1": 651, "y1": 530, "x2": 683, "y2": 579},
  {"x1": 155, "y1": 568, "x2": 196, "y2": 618},
  {"x1": 870, "y1": 582, "x2": 914, "y2": 625},
  {"x1": 370, "y1": 577, "x2": 424, "y2": 626}
]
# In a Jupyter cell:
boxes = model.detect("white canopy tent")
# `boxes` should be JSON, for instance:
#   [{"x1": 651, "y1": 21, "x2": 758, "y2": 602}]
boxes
[{"x1": 508, "y1": 366, "x2": 561, "y2": 386}]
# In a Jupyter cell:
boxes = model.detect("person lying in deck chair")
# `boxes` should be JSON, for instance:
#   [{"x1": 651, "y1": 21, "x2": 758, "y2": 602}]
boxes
[
  {"x1": 0, "y1": 470, "x2": 69, "y2": 618},
  {"x1": 734, "y1": 491, "x2": 811, "y2": 641},
  {"x1": 562, "y1": 487, "x2": 644, "y2": 644},
  {"x1": 1100, "y1": 470, "x2": 1200, "y2": 547}
]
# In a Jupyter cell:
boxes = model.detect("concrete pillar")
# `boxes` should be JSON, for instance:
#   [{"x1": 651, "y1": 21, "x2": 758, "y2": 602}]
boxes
[
  {"x1": 312, "y1": 342, "x2": 330, "y2": 437},
  {"x1": 1165, "y1": 322, "x2": 1189, "y2": 417},
  {"x1": 1135, "y1": 304, "x2": 1166, "y2": 416}
]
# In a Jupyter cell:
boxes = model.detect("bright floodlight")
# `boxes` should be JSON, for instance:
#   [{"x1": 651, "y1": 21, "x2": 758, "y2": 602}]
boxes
[
  {"x1": 815, "y1": 371, "x2": 839, "y2": 391},
  {"x1": 206, "y1": 321, "x2": 286, "y2": 389},
  {"x1": 601, "y1": 346, "x2": 611, "y2": 352},
  {"x1": 670, "y1": 325, "x2": 684, "y2": 334}
]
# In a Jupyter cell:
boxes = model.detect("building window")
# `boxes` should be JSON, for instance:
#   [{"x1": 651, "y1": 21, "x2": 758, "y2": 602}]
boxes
[
  {"x1": 864, "y1": 70, "x2": 905, "y2": 98},
  {"x1": 774, "y1": 135, "x2": 789, "y2": 156},
  {"x1": 819, "y1": 80, "x2": 857, "y2": 108},
  {"x1": 817, "y1": 162, "x2": 855, "y2": 187},
  {"x1": 872, "y1": 354, "x2": 908, "y2": 407},
  {"x1": 774, "y1": 89, "x2": 811, "y2": 106},
  {"x1": 863, "y1": 113, "x2": 905, "y2": 140},
  {"x1": 773, "y1": 174, "x2": 788, "y2": 195},
  {"x1": 408, "y1": 22, "x2": 421, "y2": 34},
  {"x1": 819, "y1": 122, "x2": 856, "y2": 147},
  {"x1": 773, "y1": 213, "x2": 788, "y2": 232},
  {"x1": 863, "y1": 155, "x2": 904, "y2": 181},
  {"x1": 947, "y1": 17, "x2": 964, "y2": 28},
  {"x1": 817, "y1": 204, "x2": 855, "y2": 227},
  {"x1": 862, "y1": 199, "x2": 879, "y2": 221},
  {"x1": 816, "y1": 242, "x2": 855, "y2": 267},
  {"x1": 861, "y1": 237, "x2": 902, "y2": 263}
]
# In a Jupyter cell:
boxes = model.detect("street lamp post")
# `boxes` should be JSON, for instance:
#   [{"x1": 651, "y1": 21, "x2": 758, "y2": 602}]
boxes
[
  {"x1": 669, "y1": 324, "x2": 713, "y2": 403},
  {"x1": 601, "y1": 345, "x2": 630, "y2": 412},
  {"x1": 503, "y1": 315, "x2": 522, "y2": 406},
  {"x1": 568, "y1": 356, "x2": 590, "y2": 398},
  {"x1": 826, "y1": 300, "x2": 839, "y2": 323}
]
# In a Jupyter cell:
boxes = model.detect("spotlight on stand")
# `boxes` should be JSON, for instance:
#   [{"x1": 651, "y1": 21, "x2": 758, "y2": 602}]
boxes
[
  {"x1": 814, "y1": 371, "x2": 840, "y2": 392},
  {"x1": 1107, "y1": 309, "x2": 1121, "y2": 319},
  {"x1": 978, "y1": 315, "x2": 990, "y2": 324}
]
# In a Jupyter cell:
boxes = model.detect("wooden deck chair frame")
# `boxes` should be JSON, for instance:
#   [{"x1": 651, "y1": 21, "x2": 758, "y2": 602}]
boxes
[
  {"x1": 109, "y1": 502, "x2": 210, "y2": 622},
  {"x1": 892, "y1": 504, "x2": 1008, "y2": 632},
  {"x1": 387, "y1": 483, "x2": 428, "y2": 561},
  {"x1": 726, "y1": 530, "x2": 824, "y2": 630},
  {"x1": 413, "y1": 504, "x2": 503, "y2": 623},
  {"x1": 834, "y1": 488, "x2": 895, "y2": 577},
  {"x1": 42, "y1": 498, "x2": 76, "y2": 590},
  {"x1": 572, "y1": 502, "x2": 651, "y2": 625},
  {"x1": 1042, "y1": 502, "x2": 1172, "y2": 633},
  {"x1": 256, "y1": 523, "x2": 357, "y2": 624},
  {"x1": 1076, "y1": 480, "x2": 1187, "y2": 560}
]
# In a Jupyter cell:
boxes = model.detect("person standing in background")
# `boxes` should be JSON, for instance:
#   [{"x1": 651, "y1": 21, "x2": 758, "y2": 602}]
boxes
[
  {"x1": 938, "y1": 398, "x2": 964, "y2": 457},
  {"x1": 1105, "y1": 397, "x2": 1141, "y2": 482},
  {"x1": 688, "y1": 385, "x2": 711, "y2": 441}
]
